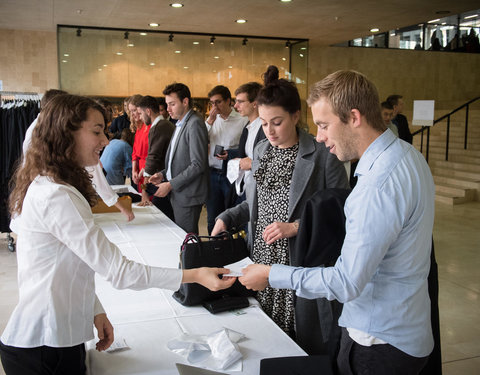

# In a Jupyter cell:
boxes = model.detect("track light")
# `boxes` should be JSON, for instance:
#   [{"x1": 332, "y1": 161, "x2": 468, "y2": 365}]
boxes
[
  {"x1": 76, "y1": 28, "x2": 82, "y2": 37},
  {"x1": 168, "y1": 33, "x2": 174, "y2": 42},
  {"x1": 124, "y1": 31, "x2": 129, "y2": 40},
  {"x1": 210, "y1": 35, "x2": 216, "y2": 44},
  {"x1": 242, "y1": 38, "x2": 248, "y2": 46},
  {"x1": 285, "y1": 40, "x2": 291, "y2": 48}
]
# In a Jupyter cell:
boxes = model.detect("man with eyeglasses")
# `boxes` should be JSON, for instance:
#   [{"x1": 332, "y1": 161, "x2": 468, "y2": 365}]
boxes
[{"x1": 205, "y1": 85, "x2": 248, "y2": 234}]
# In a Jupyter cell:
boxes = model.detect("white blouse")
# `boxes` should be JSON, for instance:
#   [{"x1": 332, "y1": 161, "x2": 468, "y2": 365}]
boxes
[{"x1": 1, "y1": 176, "x2": 182, "y2": 348}]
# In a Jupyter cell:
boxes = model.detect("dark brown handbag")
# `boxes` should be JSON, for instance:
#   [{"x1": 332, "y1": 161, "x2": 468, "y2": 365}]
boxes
[{"x1": 172, "y1": 231, "x2": 256, "y2": 306}]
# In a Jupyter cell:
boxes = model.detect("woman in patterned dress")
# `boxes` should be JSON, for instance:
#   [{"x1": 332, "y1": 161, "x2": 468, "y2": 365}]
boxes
[{"x1": 213, "y1": 66, "x2": 349, "y2": 336}]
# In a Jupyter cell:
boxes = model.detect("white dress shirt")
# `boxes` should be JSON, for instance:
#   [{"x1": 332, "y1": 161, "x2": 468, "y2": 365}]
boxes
[
  {"x1": 1, "y1": 176, "x2": 182, "y2": 348},
  {"x1": 205, "y1": 110, "x2": 248, "y2": 169}
]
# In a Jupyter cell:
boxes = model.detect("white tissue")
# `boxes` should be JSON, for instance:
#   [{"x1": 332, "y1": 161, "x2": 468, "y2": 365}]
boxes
[{"x1": 167, "y1": 328, "x2": 244, "y2": 371}]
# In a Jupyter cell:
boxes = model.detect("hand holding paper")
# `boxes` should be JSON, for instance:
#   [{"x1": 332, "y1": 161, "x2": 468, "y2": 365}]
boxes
[{"x1": 223, "y1": 257, "x2": 254, "y2": 277}]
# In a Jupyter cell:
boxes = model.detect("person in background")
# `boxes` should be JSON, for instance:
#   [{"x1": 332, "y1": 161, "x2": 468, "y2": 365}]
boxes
[
  {"x1": 380, "y1": 101, "x2": 399, "y2": 137},
  {"x1": 137, "y1": 95, "x2": 175, "y2": 220},
  {"x1": 158, "y1": 97, "x2": 177, "y2": 125},
  {"x1": 149, "y1": 83, "x2": 209, "y2": 234},
  {"x1": 109, "y1": 97, "x2": 131, "y2": 139},
  {"x1": 204, "y1": 85, "x2": 248, "y2": 234},
  {"x1": 387, "y1": 94, "x2": 412, "y2": 144},
  {"x1": 212, "y1": 65, "x2": 349, "y2": 336},
  {"x1": 100, "y1": 128, "x2": 134, "y2": 185},
  {"x1": 232, "y1": 81, "x2": 265, "y2": 203},
  {"x1": 0, "y1": 94, "x2": 235, "y2": 375},
  {"x1": 240, "y1": 70, "x2": 435, "y2": 375}
]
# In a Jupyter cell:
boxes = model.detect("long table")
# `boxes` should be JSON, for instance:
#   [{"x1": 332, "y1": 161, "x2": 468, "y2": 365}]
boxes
[{"x1": 86, "y1": 203, "x2": 306, "y2": 374}]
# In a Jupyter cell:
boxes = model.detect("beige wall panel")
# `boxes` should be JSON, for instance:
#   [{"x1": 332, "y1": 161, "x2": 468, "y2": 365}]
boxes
[{"x1": 0, "y1": 29, "x2": 58, "y2": 93}]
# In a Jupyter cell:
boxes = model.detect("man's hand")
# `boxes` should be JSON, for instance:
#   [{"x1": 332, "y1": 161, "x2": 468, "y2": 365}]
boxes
[
  {"x1": 207, "y1": 107, "x2": 219, "y2": 125},
  {"x1": 239, "y1": 264, "x2": 271, "y2": 291},
  {"x1": 239, "y1": 157, "x2": 252, "y2": 170},
  {"x1": 262, "y1": 222, "x2": 298, "y2": 245},
  {"x1": 182, "y1": 267, "x2": 236, "y2": 291},
  {"x1": 94, "y1": 313, "x2": 114, "y2": 352},
  {"x1": 149, "y1": 172, "x2": 163, "y2": 186},
  {"x1": 215, "y1": 150, "x2": 228, "y2": 161},
  {"x1": 211, "y1": 218, "x2": 227, "y2": 236},
  {"x1": 154, "y1": 182, "x2": 172, "y2": 197}
]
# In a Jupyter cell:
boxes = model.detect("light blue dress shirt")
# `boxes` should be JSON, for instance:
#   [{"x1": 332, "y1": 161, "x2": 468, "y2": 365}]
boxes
[
  {"x1": 270, "y1": 129, "x2": 435, "y2": 357},
  {"x1": 166, "y1": 110, "x2": 190, "y2": 181}
]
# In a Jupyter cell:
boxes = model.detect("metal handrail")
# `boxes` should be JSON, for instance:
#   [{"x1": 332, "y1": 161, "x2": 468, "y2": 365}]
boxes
[{"x1": 412, "y1": 96, "x2": 480, "y2": 162}]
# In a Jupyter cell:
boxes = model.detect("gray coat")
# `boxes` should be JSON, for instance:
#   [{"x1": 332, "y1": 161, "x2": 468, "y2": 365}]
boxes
[
  {"x1": 218, "y1": 128, "x2": 350, "y2": 254},
  {"x1": 161, "y1": 110, "x2": 209, "y2": 208}
]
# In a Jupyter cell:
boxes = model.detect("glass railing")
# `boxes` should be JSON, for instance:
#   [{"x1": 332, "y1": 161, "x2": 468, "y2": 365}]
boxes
[{"x1": 335, "y1": 9, "x2": 480, "y2": 53}]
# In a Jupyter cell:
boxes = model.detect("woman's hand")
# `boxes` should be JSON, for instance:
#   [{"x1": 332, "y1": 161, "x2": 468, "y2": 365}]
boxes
[
  {"x1": 211, "y1": 219, "x2": 227, "y2": 236},
  {"x1": 262, "y1": 221, "x2": 298, "y2": 245},
  {"x1": 239, "y1": 264, "x2": 271, "y2": 291},
  {"x1": 239, "y1": 157, "x2": 252, "y2": 171},
  {"x1": 94, "y1": 313, "x2": 114, "y2": 351},
  {"x1": 183, "y1": 268, "x2": 236, "y2": 291}
]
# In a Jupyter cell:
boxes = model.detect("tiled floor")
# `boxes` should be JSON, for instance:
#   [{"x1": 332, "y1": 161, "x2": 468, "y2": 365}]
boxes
[{"x1": 0, "y1": 201, "x2": 479, "y2": 374}]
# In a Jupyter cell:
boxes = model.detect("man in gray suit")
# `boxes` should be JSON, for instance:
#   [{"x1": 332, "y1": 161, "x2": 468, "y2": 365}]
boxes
[{"x1": 149, "y1": 83, "x2": 209, "y2": 234}]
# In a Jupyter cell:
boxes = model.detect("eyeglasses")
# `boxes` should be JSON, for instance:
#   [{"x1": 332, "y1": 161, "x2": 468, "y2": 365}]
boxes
[
  {"x1": 234, "y1": 99, "x2": 247, "y2": 105},
  {"x1": 209, "y1": 99, "x2": 224, "y2": 106}
]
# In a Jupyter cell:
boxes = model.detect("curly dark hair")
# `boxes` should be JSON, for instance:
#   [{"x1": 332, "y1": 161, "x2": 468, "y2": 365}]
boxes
[{"x1": 9, "y1": 94, "x2": 107, "y2": 214}]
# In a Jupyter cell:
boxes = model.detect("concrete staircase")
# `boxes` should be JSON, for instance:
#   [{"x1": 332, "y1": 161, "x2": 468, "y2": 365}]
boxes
[{"x1": 413, "y1": 106, "x2": 480, "y2": 205}]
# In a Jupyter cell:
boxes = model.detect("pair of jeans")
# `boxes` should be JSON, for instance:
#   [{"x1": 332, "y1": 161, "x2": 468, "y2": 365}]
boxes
[{"x1": 206, "y1": 168, "x2": 233, "y2": 234}]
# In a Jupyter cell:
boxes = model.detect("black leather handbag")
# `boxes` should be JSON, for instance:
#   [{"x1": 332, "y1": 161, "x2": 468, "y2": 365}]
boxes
[{"x1": 172, "y1": 231, "x2": 256, "y2": 306}]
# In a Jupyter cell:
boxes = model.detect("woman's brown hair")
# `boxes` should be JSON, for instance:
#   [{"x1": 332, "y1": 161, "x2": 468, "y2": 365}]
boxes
[{"x1": 9, "y1": 94, "x2": 107, "y2": 215}]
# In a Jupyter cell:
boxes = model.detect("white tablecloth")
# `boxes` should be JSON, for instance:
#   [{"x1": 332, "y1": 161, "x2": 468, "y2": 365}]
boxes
[{"x1": 86, "y1": 204, "x2": 306, "y2": 374}]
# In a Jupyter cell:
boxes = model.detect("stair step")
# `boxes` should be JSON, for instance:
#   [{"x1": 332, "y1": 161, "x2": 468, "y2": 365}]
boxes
[
  {"x1": 430, "y1": 160, "x2": 480, "y2": 173},
  {"x1": 435, "y1": 191, "x2": 473, "y2": 205},
  {"x1": 427, "y1": 141, "x2": 480, "y2": 151},
  {"x1": 435, "y1": 183, "x2": 476, "y2": 198},
  {"x1": 428, "y1": 147, "x2": 480, "y2": 158},
  {"x1": 432, "y1": 168, "x2": 480, "y2": 180},
  {"x1": 433, "y1": 175, "x2": 480, "y2": 189}
]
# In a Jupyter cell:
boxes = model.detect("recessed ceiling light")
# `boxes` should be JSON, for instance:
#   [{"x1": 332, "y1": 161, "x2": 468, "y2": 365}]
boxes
[
  {"x1": 214, "y1": 56, "x2": 219, "y2": 59},
  {"x1": 98, "y1": 68, "x2": 102, "y2": 71},
  {"x1": 140, "y1": 32, "x2": 147, "y2": 36},
  {"x1": 62, "y1": 60, "x2": 67, "y2": 63},
  {"x1": 150, "y1": 62, "x2": 155, "y2": 66},
  {"x1": 170, "y1": 3, "x2": 183, "y2": 7},
  {"x1": 103, "y1": 64, "x2": 108, "y2": 67},
  {"x1": 184, "y1": 66, "x2": 189, "y2": 69},
  {"x1": 428, "y1": 19, "x2": 440, "y2": 23},
  {"x1": 193, "y1": 41, "x2": 200, "y2": 45},
  {"x1": 300, "y1": 47, "x2": 306, "y2": 50},
  {"x1": 63, "y1": 53, "x2": 69, "y2": 57},
  {"x1": 465, "y1": 14, "x2": 478, "y2": 19},
  {"x1": 279, "y1": 0, "x2": 292, "y2": 2},
  {"x1": 228, "y1": 65, "x2": 233, "y2": 68},
  {"x1": 299, "y1": 54, "x2": 304, "y2": 57},
  {"x1": 175, "y1": 50, "x2": 181, "y2": 53},
  {"x1": 236, "y1": 19, "x2": 247, "y2": 24},
  {"x1": 370, "y1": 28, "x2": 379, "y2": 32},
  {"x1": 127, "y1": 43, "x2": 134, "y2": 47},
  {"x1": 149, "y1": 23, "x2": 159, "y2": 27},
  {"x1": 282, "y1": 57, "x2": 286, "y2": 61},
  {"x1": 116, "y1": 52, "x2": 123, "y2": 55}
]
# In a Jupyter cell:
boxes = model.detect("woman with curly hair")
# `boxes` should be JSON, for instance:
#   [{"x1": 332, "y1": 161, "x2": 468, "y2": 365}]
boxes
[{"x1": 0, "y1": 94, "x2": 234, "y2": 375}]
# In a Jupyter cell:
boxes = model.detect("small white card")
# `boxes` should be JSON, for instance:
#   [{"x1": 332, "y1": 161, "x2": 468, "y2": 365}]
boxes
[
  {"x1": 105, "y1": 337, "x2": 130, "y2": 353},
  {"x1": 223, "y1": 257, "x2": 253, "y2": 277}
]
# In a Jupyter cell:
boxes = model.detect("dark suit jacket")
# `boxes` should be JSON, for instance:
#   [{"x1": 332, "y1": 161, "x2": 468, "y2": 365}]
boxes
[
  {"x1": 237, "y1": 122, "x2": 266, "y2": 159},
  {"x1": 161, "y1": 110, "x2": 209, "y2": 208},
  {"x1": 144, "y1": 118, "x2": 175, "y2": 176},
  {"x1": 392, "y1": 114, "x2": 413, "y2": 144}
]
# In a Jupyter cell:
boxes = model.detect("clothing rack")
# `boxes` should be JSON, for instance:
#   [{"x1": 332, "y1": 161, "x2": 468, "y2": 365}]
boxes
[{"x1": 0, "y1": 91, "x2": 41, "y2": 251}]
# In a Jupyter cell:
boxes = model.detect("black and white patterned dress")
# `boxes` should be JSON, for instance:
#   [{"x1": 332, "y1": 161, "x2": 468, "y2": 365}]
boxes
[{"x1": 252, "y1": 143, "x2": 299, "y2": 335}]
